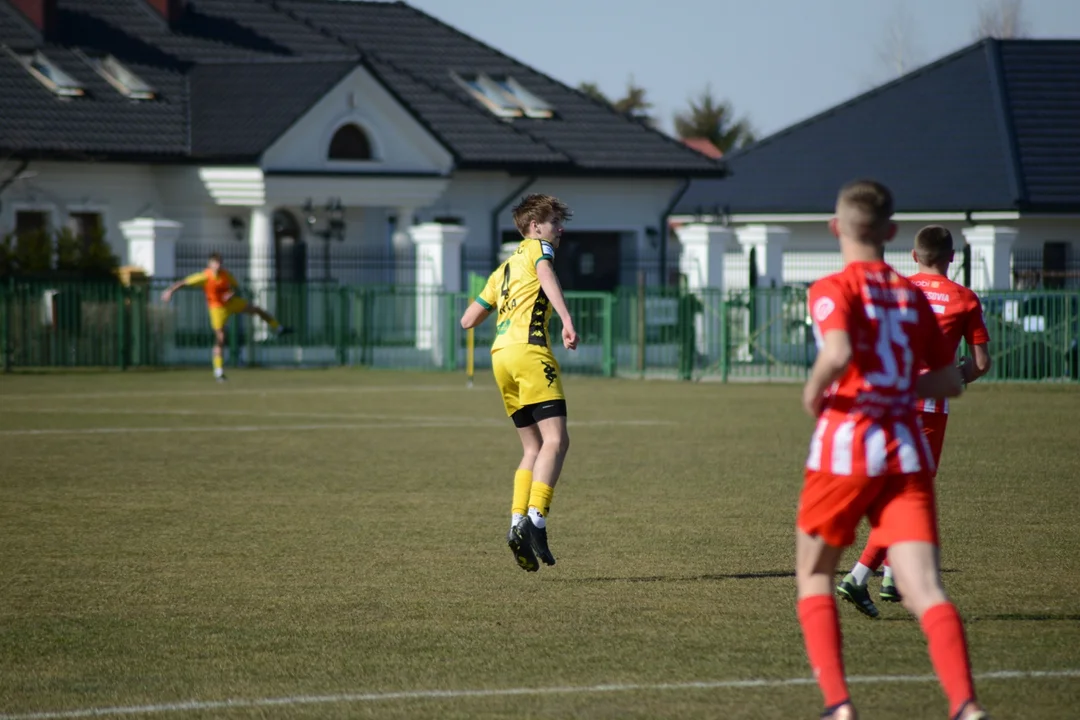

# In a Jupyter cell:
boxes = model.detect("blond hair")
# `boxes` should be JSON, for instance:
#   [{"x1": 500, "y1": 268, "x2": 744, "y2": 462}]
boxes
[
  {"x1": 512, "y1": 194, "x2": 571, "y2": 237},
  {"x1": 835, "y1": 179, "x2": 895, "y2": 244}
]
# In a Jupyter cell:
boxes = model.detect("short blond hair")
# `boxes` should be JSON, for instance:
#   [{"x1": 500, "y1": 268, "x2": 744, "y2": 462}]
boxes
[
  {"x1": 835, "y1": 179, "x2": 895, "y2": 243},
  {"x1": 512, "y1": 194, "x2": 571, "y2": 237}
]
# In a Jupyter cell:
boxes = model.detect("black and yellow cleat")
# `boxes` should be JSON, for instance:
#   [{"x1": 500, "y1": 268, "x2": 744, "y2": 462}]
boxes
[
  {"x1": 836, "y1": 577, "x2": 879, "y2": 618},
  {"x1": 879, "y1": 578, "x2": 902, "y2": 603},
  {"x1": 526, "y1": 516, "x2": 556, "y2": 567},
  {"x1": 507, "y1": 520, "x2": 539, "y2": 572}
]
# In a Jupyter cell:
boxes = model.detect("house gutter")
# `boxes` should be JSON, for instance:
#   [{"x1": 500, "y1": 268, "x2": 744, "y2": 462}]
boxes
[
  {"x1": 659, "y1": 177, "x2": 692, "y2": 287},
  {"x1": 490, "y1": 176, "x2": 537, "y2": 267}
]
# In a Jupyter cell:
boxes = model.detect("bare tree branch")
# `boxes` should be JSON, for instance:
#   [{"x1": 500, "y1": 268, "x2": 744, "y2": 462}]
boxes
[{"x1": 973, "y1": 0, "x2": 1029, "y2": 39}]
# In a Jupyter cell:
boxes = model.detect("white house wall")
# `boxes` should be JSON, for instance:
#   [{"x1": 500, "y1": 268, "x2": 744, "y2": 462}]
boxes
[
  {"x1": 1, "y1": 161, "x2": 164, "y2": 265},
  {"x1": 718, "y1": 218, "x2": 1080, "y2": 291},
  {"x1": 419, "y1": 172, "x2": 682, "y2": 264},
  {"x1": 261, "y1": 65, "x2": 454, "y2": 175}
]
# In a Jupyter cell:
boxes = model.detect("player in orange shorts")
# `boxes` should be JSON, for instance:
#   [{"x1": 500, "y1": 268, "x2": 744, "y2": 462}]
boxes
[
  {"x1": 837, "y1": 226, "x2": 992, "y2": 617},
  {"x1": 796, "y1": 181, "x2": 987, "y2": 720},
  {"x1": 161, "y1": 252, "x2": 289, "y2": 381}
]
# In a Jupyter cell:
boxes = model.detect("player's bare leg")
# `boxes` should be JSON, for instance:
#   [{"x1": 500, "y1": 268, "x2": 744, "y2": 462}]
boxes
[
  {"x1": 889, "y1": 541, "x2": 986, "y2": 719},
  {"x1": 212, "y1": 328, "x2": 227, "y2": 381},
  {"x1": 524, "y1": 415, "x2": 569, "y2": 566},
  {"x1": 506, "y1": 425, "x2": 541, "y2": 572},
  {"x1": 796, "y1": 530, "x2": 857, "y2": 717}
]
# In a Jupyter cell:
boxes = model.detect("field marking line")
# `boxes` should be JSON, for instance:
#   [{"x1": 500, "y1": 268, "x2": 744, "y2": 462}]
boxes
[
  {"x1": 0, "y1": 385, "x2": 470, "y2": 401},
  {"x1": 0, "y1": 669, "x2": 1076, "y2": 719},
  {"x1": 7, "y1": 408, "x2": 676, "y2": 428},
  {"x1": 0, "y1": 419, "x2": 673, "y2": 437}
]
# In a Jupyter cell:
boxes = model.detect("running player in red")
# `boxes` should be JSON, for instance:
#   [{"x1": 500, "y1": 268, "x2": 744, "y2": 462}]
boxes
[
  {"x1": 797, "y1": 182, "x2": 988, "y2": 720},
  {"x1": 837, "y1": 226, "x2": 993, "y2": 617}
]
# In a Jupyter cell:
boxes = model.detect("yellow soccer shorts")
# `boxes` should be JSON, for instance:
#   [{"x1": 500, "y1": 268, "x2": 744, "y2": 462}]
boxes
[
  {"x1": 208, "y1": 297, "x2": 248, "y2": 331},
  {"x1": 491, "y1": 344, "x2": 565, "y2": 418}
]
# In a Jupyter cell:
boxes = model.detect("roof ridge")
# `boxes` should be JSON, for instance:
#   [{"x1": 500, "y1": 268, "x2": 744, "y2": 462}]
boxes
[{"x1": 726, "y1": 37, "x2": 995, "y2": 162}]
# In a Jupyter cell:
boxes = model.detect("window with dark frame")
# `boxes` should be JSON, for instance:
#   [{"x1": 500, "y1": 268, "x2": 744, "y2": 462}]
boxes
[
  {"x1": 15, "y1": 210, "x2": 49, "y2": 239},
  {"x1": 69, "y1": 212, "x2": 104, "y2": 246},
  {"x1": 328, "y1": 124, "x2": 373, "y2": 161}
]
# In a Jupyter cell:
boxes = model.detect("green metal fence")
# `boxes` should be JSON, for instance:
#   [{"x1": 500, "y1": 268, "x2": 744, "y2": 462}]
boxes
[{"x1": 2, "y1": 277, "x2": 1077, "y2": 382}]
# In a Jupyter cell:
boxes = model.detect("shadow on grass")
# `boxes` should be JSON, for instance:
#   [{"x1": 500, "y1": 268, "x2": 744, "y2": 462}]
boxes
[
  {"x1": 552, "y1": 568, "x2": 961, "y2": 584},
  {"x1": 969, "y1": 613, "x2": 1080, "y2": 623}
]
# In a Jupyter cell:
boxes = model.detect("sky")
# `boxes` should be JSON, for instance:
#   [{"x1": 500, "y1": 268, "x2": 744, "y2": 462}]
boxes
[{"x1": 398, "y1": 0, "x2": 1080, "y2": 139}]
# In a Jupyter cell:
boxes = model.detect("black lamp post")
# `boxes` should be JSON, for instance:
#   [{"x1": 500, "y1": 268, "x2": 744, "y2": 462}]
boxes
[{"x1": 304, "y1": 198, "x2": 345, "y2": 280}]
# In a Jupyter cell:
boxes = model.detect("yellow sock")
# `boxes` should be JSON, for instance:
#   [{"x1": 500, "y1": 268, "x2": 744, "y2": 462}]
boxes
[
  {"x1": 528, "y1": 482, "x2": 554, "y2": 517},
  {"x1": 212, "y1": 355, "x2": 223, "y2": 371},
  {"x1": 512, "y1": 469, "x2": 532, "y2": 518}
]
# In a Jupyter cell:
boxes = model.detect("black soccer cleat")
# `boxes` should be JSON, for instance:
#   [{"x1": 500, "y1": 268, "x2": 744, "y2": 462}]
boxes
[
  {"x1": 526, "y1": 515, "x2": 556, "y2": 566},
  {"x1": 507, "y1": 520, "x2": 539, "y2": 572}
]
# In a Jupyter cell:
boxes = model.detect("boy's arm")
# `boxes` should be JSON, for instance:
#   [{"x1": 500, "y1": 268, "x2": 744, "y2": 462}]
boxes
[
  {"x1": 461, "y1": 270, "x2": 498, "y2": 329},
  {"x1": 460, "y1": 301, "x2": 491, "y2": 329},
  {"x1": 803, "y1": 329, "x2": 851, "y2": 417},
  {"x1": 960, "y1": 295, "x2": 992, "y2": 383},
  {"x1": 914, "y1": 292, "x2": 964, "y2": 399},
  {"x1": 161, "y1": 272, "x2": 205, "y2": 302},
  {"x1": 536, "y1": 259, "x2": 577, "y2": 350}
]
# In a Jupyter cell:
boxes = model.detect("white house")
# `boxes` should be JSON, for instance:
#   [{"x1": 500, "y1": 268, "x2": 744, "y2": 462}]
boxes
[
  {"x1": 670, "y1": 38, "x2": 1080, "y2": 296},
  {"x1": 0, "y1": 0, "x2": 724, "y2": 302}
]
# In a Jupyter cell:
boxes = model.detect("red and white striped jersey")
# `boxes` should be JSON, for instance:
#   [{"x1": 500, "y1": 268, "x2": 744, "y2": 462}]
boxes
[
  {"x1": 909, "y1": 273, "x2": 991, "y2": 414},
  {"x1": 805, "y1": 261, "x2": 954, "y2": 477}
]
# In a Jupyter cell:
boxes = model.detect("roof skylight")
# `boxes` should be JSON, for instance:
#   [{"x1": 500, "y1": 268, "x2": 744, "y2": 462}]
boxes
[
  {"x1": 451, "y1": 72, "x2": 554, "y2": 119},
  {"x1": 7, "y1": 48, "x2": 84, "y2": 97},
  {"x1": 83, "y1": 53, "x2": 156, "y2": 100}
]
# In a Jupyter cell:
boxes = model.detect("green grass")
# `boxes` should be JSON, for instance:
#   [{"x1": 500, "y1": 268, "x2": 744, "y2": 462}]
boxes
[{"x1": 1, "y1": 369, "x2": 1078, "y2": 719}]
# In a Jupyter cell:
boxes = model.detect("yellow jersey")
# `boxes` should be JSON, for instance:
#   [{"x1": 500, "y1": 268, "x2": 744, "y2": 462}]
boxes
[{"x1": 477, "y1": 238, "x2": 555, "y2": 352}]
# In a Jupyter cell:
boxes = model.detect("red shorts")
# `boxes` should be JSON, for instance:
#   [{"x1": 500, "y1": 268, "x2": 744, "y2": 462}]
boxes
[
  {"x1": 797, "y1": 469, "x2": 939, "y2": 549},
  {"x1": 920, "y1": 412, "x2": 949, "y2": 473}
]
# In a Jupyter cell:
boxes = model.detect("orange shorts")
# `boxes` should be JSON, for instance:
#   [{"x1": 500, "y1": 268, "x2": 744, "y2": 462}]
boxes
[
  {"x1": 920, "y1": 412, "x2": 949, "y2": 473},
  {"x1": 797, "y1": 469, "x2": 939, "y2": 549}
]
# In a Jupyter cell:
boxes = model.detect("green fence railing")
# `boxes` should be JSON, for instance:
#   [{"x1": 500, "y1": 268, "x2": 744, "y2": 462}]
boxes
[{"x1": 1, "y1": 277, "x2": 1077, "y2": 382}]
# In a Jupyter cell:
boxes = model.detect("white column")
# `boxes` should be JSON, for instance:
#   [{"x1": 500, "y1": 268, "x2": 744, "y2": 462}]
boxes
[
  {"x1": 410, "y1": 222, "x2": 466, "y2": 363},
  {"x1": 736, "y1": 224, "x2": 790, "y2": 289},
  {"x1": 962, "y1": 225, "x2": 1018, "y2": 291},
  {"x1": 248, "y1": 206, "x2": 273, "y2": 341},
  {"x1": 677, "y1": 223, "x2": 733, "y2": 356},
  {"x1": 736, "y1": 225, "x2": 790, "y2": 362},
  {"x1": 119, "y1": 218, "x2": 182, "y2": 277}
]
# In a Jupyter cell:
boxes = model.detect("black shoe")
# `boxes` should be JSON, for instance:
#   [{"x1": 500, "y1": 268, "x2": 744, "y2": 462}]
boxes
[
  {"x1": 215, "y1": 374, "x2": 228, "y2": 383},
  {"x1": 507, "y1": 520, "x2": 538, "y2": 572},
  {"x1": 525, "y1": 515, "x2": 556, "y2": 566}
]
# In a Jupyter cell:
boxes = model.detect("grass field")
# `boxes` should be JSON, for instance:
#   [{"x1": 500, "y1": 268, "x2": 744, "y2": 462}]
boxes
[{"x1": 1, "y1": 369, "x2": 1079, "y2": 719}]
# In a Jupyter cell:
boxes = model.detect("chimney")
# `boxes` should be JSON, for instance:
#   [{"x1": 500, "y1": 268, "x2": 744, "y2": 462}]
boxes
[
  {"x1": 8, "y1": 0, "x2": 57, "y2": 32},
  {"x1": 144, "y1": 0, "x2": 186, "y2": 24}
]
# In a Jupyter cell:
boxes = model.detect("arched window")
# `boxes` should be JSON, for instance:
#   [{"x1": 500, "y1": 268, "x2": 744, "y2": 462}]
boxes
[{"x1": 328, "y1": 123, "x2": 373, "y2": 161}]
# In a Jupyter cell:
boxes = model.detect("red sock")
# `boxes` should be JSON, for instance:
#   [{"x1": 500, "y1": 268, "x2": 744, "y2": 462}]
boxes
[
  {"x1": 858, "y1": 542, "x2": 887, "y2": 570},
  {"x1": 921, "y1": 603, "x2": 976, "y2": 717},
  {"x1": 797, "y1": 595, "x2": 849, "y2": 708}
]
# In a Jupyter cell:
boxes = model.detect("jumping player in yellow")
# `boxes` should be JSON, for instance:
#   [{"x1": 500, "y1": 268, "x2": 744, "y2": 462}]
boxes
[
  {"x1": 459, "y1": 194, "x2": 578, "y2": 572},
  {"x1": 161, "y1": 252, "x2": 289, "y2": 382}
]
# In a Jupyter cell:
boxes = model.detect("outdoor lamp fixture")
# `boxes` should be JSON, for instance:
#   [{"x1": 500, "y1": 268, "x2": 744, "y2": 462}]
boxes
[
  {"x1": 645, "y1": 226, "x2": 660, "y2": 249},
  {"x1": 229, "y1": 216, "x2": 245, "y2": 241},
  {"x1": 304, "y1": 197, "x2": 346, "y2": 242}
]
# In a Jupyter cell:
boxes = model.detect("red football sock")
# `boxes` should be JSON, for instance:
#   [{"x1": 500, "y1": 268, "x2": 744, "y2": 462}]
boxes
[
  {"x1": 921, "y1": 603, "x2": 976, "y2": 717},
  {"x1": 797, "y1": 594, "x2": 849, "y2": 708},
  {"x1": 858, "y1": 542, "x2": 887, "y2": 570}
]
